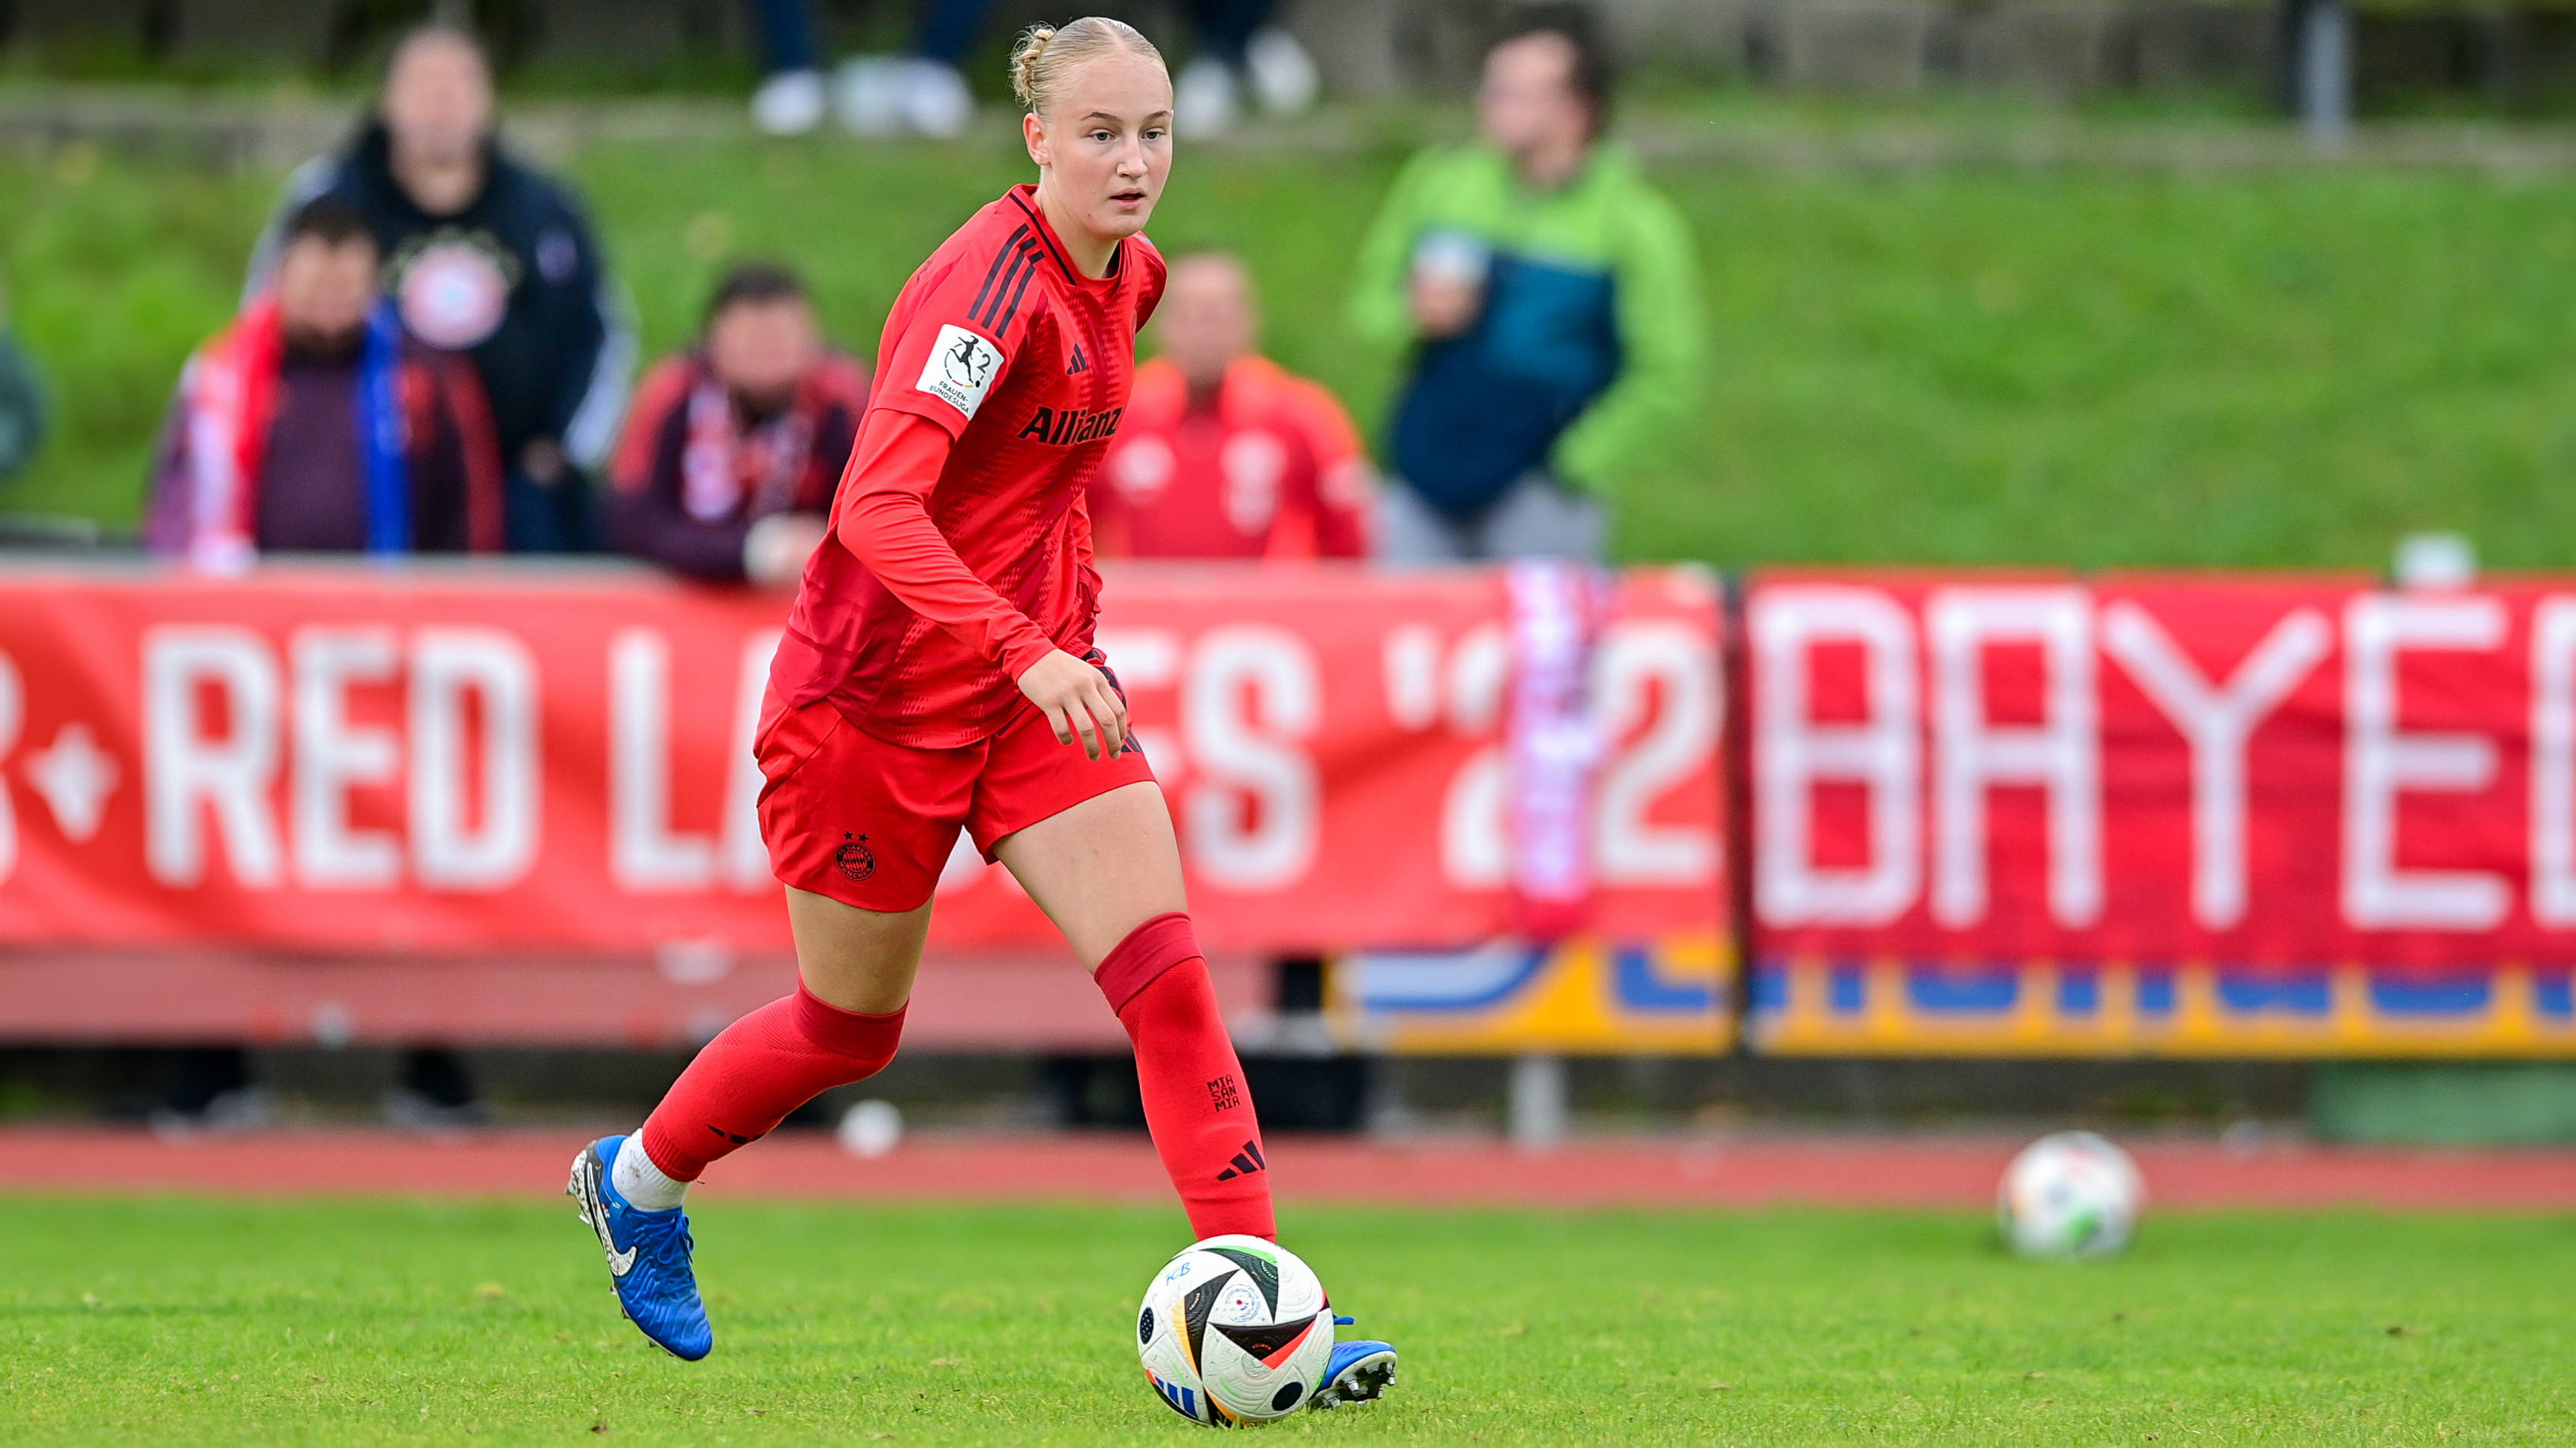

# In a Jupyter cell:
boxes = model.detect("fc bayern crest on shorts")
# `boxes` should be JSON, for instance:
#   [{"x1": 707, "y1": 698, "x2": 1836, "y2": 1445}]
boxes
[{"x1": 835, "y1": 832, "x2": 877, "y2": 882}]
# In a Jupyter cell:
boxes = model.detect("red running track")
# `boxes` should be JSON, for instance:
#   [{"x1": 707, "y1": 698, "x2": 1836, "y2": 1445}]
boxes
[{"x1": 5, "y1": 1128, "x2": 2576, "y2": 1211}]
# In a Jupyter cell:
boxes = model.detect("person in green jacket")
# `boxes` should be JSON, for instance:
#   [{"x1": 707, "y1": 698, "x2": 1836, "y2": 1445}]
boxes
[
  {"x1": 0, "y1": 271, "x2": 46, "y2": 483},
  {"x1": 1350, "y1": 8, "x2": 1702, "y2": 562}
]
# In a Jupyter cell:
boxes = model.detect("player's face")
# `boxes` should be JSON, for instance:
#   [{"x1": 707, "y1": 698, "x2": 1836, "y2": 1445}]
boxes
[
  {"x1": 1026, "y1": 49, "x2": 1174, "y2": 246},
  {"x1": 707, "y1": 298, "x2": 823, "y2": 412},
  {"x1": 275, "y1": 237, "x2": 379, "y2": 348}
]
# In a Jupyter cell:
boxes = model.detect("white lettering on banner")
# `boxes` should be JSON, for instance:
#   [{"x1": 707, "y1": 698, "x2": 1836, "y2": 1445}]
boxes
[
  {"x1": 1438, "y1": 624, "x2": 1512, "y2": 889},
  {"x1": 1381, "y1": 623, "x2": 1442, "y2": 732},
  {"x1": 1183, "y1": 626, "x2": 1319, "y2": 889},
  {"x1": 1751, "y1": 585, "x2": 1921, "y2": 925},
  {"x1": 410, "y1": 628, "x2": 539, "y2": 890},
  {"x1": 2102, "y1": 603, "x2": 2330, "y2": 929},
  {"x1": 1928, "y1": 587, "x2": 2101, "y2": 928},
  {"x1": 1446, "y1": 624, "x2": 1509, "y2": 735},
  {"x1": 291, "y1": 628, "x2": 401, "y2": 888},
  {"x1": 1592, "y1": 620, "x2": 1719, "y2": 885},
  {"x1": 2343, "y1": 594, "x2": 2508, "y2": 929},
  {"x1": 143, "y1": 626, "x2": 284, "y2": 887},
  {"x1": 1442, "y1": 752, "x2": 1509, "y2": 890},
  {"x1": 722, "y1": 631, "x2": 782, "y2": 888},
  {"x1": 2533, "y1": 598, "x2": 2576, "y2": 925},
  {"x1": 608, "y1": 629, "x2": 713, "y2": 890},
  {"x1": 0, "y1": 650, "x2": 20, "y2": 886},
  {"x1": 1095, "y1": 627, "x2": 1183, "y2": 776}
]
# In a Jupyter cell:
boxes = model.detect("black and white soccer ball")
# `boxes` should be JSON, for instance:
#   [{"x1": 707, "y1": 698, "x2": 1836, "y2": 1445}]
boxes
[{"x1": 1136, "y1": 1234, "x2": 1335, "y2": 1426}]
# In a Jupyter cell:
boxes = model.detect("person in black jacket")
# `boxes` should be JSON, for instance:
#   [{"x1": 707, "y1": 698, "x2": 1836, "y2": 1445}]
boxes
[{"x1": 247, "y1": 22, "x2": 633, "y2": 555}]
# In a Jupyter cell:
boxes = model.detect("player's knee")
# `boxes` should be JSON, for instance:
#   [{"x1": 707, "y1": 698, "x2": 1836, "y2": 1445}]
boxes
[
  {"x1": 791, "y1": 985, "x2": 908, "y2": 1080},
  {"x1": 1093, "y1": 911, "x2": 1206, "y2": 1015}
]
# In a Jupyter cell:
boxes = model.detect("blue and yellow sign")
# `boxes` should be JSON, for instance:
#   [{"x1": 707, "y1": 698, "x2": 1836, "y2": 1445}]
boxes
[
  {"x1": 1749, "y1": 957, "x2": 2576, "y2": 1057},
  {"x1": 1338, "y1": 935, "x2": 1733, "y2": 1054}
]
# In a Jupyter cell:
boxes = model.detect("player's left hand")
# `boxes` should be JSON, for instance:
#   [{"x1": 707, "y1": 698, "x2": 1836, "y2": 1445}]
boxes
[{"x1": 1016, "y1": 649, "x2": 1129, "y2": 761}]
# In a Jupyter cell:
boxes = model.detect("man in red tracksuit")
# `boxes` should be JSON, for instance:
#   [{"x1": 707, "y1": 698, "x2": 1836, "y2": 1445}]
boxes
[{"x1": 1092, "y1": 252, "x2": 1372, "y2": 561}]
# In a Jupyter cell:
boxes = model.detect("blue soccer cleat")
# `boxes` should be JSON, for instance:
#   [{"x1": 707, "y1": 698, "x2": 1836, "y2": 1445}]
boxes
[
  {"x1": 566, "y1": 1134, "x2": 713, "y2": 1361},
  {"x1": 1311, "y1": 1317, "x2": 1396, "y2": 1408}
]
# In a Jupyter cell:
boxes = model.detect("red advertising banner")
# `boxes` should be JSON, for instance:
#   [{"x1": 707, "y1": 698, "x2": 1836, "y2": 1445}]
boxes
[
  {"x1": 0, "y1": 561, "x2": 1724, "y2": 957},
  {"x1": 1746, "y1": 571, "x2": 2576, "y2": 980}
]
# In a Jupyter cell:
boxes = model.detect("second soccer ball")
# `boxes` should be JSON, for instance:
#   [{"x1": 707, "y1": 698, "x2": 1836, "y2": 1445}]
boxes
[{"x1": 1998, "y1": 1131, "x2": 2146, "y2": 1260}]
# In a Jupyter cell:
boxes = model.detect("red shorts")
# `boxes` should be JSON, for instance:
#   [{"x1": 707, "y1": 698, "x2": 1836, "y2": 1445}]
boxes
[{"x1": 755, "y1": 691, "x2": 1157, "y2": 913}]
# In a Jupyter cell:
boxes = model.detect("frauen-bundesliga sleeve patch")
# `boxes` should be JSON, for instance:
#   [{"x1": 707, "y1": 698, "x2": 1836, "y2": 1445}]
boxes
[{"x1": 916, "y1": 323, "x2": 1006, "y2": 421}]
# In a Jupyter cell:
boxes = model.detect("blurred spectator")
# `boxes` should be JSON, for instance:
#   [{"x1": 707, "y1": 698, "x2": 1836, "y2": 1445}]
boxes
[
  {"x1": 1350, "y1": 6, "x2": 1702, "y2": 563},
  {"x1": 744, "y1": 1, "x2": 1313, "y2": 138},
  {"x1": 141, "y1": 195, "x2": 506, "y2": 1131},
  {"x1": 0, "y1": 272, "x2": 43, "y2": 481},
  {"x1": 1167, "y1": 0, "x2": 1320, "y2": 137},
  {"x1": 1095, "y1": 253, "x2": 1372, "y2": 560},
  {"x1": 606, "y1": 262, "x2": 870, "y2": 585},
  {"x1": 144, "y1": 197, "x2": 504, "y2": 566},
  {"x1": 743, "y1": 0, "x2": 832, "y2": 135},
  {"x1": 249, "y1": 23, "x2": 633, "y2": 553}
]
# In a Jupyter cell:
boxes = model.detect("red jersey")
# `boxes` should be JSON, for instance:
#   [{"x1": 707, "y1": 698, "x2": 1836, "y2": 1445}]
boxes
[
  {"x1": 1093, "y1": 355, "x2": 1373, "y2": 560},
  {"x1": 770, "y1": 185, "x2": 1166, "y2": 747}
]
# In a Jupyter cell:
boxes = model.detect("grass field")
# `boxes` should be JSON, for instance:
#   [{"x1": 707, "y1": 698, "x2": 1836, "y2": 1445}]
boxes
[
  {"x1": 5, "y1": 1196, "x2": 2573, "y2": 1445},
  {"x1": 13, "y1": 114, "x2": 2576, "y2": 572}
]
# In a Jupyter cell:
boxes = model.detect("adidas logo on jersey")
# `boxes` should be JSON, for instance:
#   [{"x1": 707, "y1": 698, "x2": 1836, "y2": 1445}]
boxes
[
  {"x1": 1066, "y1": 343, "x2": 1089, "y2": 374},
  {"x1": 1016, "y1": 403, "x2": 1125, "y2": 447}
]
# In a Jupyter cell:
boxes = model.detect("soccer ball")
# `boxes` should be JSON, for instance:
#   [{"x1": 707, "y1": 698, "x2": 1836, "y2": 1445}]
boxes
[
  {"x1": 1136, "y1": 1234, "x2": 1335, "y2": 1426},
  {"x1": 1997, "y1": 1131, "x2": 2145, "y2": 1260}
]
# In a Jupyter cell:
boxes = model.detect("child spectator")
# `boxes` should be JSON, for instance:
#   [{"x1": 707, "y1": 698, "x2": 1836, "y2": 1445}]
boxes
[
  {"x1": 1095, "y1": 253, "x2": 1372, "y2": 560},
  {"x1": 144, "y1": 196, "x2": 505, "y2": 567},
  {"x1": 605, "y1": 263, "x2": 870, "y2": 586},
  {"x1": 247, "y1": 23, "x2": 633, "y2": 554},
  {"x1": 140, "y1": 194, "x2": 507, "y2": 1131}
]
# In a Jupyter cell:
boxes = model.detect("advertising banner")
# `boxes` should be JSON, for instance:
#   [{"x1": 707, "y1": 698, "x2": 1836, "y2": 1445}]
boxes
[
  {"x1": 0, "y1": 562, "x2": 1725, "y2": 966},
  {"x1": 1339, "y1": 934, "x2": 1734, "y2": 1055},
  {"x1": 1744, "y1": 572, "x2": 2576, "y2": 1055}
]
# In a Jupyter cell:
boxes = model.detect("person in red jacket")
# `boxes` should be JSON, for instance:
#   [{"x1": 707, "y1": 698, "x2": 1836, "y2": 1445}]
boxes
[
  {"x1": 1093, "y1": 251, "x2": 1373, "y2": 559},
  {"x1": 605, "y1": 262, "x2": 871, "y2": 585},
  {"x1": 562, "y1": 18, "x2": 1398, "y2": 1407},
  {"x1": 144, "y1": 196, "x2": 506, "y2": 570}
]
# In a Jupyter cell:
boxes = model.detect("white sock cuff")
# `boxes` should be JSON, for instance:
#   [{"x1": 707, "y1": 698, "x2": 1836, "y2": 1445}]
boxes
[{"x1": 611, "y1": 1134, "x2": 691, "y2": 1211}]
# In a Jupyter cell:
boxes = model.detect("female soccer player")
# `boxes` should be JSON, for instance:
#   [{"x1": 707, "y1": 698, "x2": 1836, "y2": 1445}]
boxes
[{"x1": 567, "y1": 17, "x2": 1397, "y2": 1406}]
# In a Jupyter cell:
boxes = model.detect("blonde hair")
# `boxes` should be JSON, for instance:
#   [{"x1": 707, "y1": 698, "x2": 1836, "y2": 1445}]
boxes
[{"x1": 1009, "y1": 17, "x2": 1164, "y2": 117}]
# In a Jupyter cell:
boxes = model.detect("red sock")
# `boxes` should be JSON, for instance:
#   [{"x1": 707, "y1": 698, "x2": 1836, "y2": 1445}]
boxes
[
  {"x1": 1096, "y1": 913, "x2": 1275, "y2": 1242},
  {"x1": 637, "y1": 986, "x2": 904, "y2": 1182}
]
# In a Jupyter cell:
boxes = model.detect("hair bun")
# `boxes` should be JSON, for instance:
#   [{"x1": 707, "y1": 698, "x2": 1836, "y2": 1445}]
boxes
[{"x1": 1009, "y1": 25, "x2": 1057, "y2": 110}]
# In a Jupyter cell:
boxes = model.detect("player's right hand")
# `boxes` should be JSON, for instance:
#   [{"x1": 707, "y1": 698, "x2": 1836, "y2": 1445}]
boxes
[{"x1": 1016, "y1": 649, "x2": 1128, "y2": 761}]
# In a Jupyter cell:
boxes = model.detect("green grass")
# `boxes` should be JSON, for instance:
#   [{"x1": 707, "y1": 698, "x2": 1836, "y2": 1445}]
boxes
[
  {"x1": 5, "y1": 1196, "x2": 2574, "y2": 1444},
  {"x1": 12, "y1": 126, "x2": 2576, "y2": 571}
]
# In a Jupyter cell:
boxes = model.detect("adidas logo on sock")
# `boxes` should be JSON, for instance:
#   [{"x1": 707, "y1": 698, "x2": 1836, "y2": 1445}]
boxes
[{"x1": 1214, "y1": 1139, "x2": 1267, "y2": 1181}]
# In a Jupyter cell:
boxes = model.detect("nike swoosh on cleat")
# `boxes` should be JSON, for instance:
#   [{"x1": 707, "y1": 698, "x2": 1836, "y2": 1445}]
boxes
[{"x1": 575, "y1": 1151, "x2": 639, "y2": 1277}]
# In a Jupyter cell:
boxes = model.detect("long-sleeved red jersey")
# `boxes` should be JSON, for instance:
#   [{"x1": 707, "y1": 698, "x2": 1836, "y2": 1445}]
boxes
[{"x1": 768, "y1": 185, "x2": 1166, "y2": 748}]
